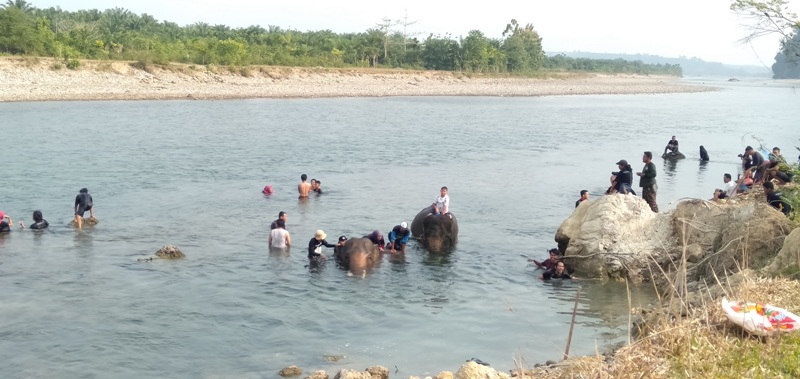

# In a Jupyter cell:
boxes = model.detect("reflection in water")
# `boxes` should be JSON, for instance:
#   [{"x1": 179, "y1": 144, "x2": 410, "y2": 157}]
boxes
[
  {"x1": 662, "y1": 158, "x2": 678, "y2": 176},
  {"x1": 698, "y1": 160, "x2": 709, "y2": 174},
  {"x1": 268, "y1": 247, "x2": 291, "y2": 260},
  {"x1": 73, "y1": 230, "x2": 93, "y2": 250}
]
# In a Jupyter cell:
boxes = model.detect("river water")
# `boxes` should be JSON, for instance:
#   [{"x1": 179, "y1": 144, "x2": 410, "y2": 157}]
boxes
[{"x1": 0, "y1": 77, "x2": 798, "y2": 378}]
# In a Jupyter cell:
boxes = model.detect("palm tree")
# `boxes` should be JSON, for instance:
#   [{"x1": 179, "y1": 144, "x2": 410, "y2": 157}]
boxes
[{"x1": 3, "y1": 0, "x2": 32, "y2": 12}]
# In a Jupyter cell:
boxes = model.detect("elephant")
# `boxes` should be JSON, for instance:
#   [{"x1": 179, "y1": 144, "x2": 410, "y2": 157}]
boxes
[
  {"x1": 410, "y1": 207, "x2": 458, "y2": 252},
  {"x1": 334, "y1": 237, "x2": 382, "y2": 275}
]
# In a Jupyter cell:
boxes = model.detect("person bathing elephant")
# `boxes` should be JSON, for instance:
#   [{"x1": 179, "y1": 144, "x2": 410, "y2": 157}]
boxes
[
  {"x1": 410, "y1": 207, "x2": 459, "y2": 252},
  {"x1": 334, "y1": 237, "x2": 382, "y2": 276}
]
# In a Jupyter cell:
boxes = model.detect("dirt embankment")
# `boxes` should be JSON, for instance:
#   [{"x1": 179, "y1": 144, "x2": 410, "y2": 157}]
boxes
[{"x1": 0, "y1": 57, "x2": 714, "y2": 102}]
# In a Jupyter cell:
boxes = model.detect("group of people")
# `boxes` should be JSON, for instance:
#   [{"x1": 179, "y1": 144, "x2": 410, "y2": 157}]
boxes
[
  {"x1": 714, "y1": 145, "x2": 794, "y2": 215},
  {"x1": 267, "y1": 179, "x2": 451, "y2": 263},
  {"x1": 0, "y1": 188, "x2": 95, "y2": 233},
  {"x1": 530, "y1": 248, "x2": 573, "y2": 280},
  {"x1": 595, "y1": 151, "x2": 659, "y2": 213}
]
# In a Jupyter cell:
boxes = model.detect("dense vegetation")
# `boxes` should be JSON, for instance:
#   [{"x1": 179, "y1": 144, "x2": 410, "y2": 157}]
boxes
[
  {"x1": 0, "y1": 0, "x2": 682, "y2": 76},
  {"x1": 772, "y1": 29, "x2": 800, "y2": 78}
]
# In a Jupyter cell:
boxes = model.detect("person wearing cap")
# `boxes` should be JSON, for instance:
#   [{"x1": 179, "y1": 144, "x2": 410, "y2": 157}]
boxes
[
  {"x1": 363, "y1": 230, "x2": 386, "y2": 250},
  {"x1": 0, "y1": 211, "x2": 13, "y2": 233},
  {"x1": 308, "y1": 230, "x2": 336, "y2": 259},
  {"x1": 270, "y1": 211, "x2": 288, "y2": 230},
  {"x1": 74, "y1": 188, "x2": 94, "y2": 229},
  {"x1": 269, "y1": 220, "x2": 291, "y2": 249},
  {"x1": 612, "y1": 160, "x2": 635, "y2": 195},
  {"x1": 387, "y1": 222, "x2": 411, "y2": 253},
  {"x1": 333, "y1": 235, "x2": 349, "y2": 256},
  {"x1": 663, "y1": 136, "x2": 679, "y2": 156},
  {"x1": 530, "y1": 248, "x2": 560, "y2": 271},
  {"x1": 575, "y1": 190, "x2": 589, "y2": 208},
  {"x1": 637, "y1": 151, "x2": 658, "y2": 212}
]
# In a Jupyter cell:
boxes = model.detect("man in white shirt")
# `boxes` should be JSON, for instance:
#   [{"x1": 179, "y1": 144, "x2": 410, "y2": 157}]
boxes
[
  {"x1": 722, "y1": 173, "x2": 737, "y2": 197},
  {"x1": 432, "y1": 186, "x2": 450, "y2": 215},
  {"x1": 269, "y1": 220, "x2": 291, "y2": 249}
]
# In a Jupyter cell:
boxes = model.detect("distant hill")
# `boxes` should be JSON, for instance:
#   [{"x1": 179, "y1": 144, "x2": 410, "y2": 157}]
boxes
[{"x1": 546, "y1": 51, "x2": 771, "y2": 77}]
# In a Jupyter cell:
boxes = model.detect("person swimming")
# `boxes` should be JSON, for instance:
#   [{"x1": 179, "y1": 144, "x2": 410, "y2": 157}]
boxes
[{"x1": 28, "y1": 210, "x2": 49, "y2": 230}]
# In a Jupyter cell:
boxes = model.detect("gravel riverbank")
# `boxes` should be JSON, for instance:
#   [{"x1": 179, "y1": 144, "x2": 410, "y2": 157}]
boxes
[{"x1": 0, "y1": 57, "x2": 714, "y2": 102}]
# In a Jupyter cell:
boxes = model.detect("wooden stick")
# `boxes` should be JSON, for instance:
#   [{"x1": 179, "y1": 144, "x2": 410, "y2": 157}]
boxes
[{"x1": 563, "y1": 286, "x2": 581, "y2": 360}]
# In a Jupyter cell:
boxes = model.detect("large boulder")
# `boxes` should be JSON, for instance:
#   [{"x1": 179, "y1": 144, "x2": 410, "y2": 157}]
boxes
[
  {"x1": 556, "y1": 193, "x2": 792, "y2": 283},
  {"x1": 555, "y1": 194, "x2": 672, "y2": 281},
  {"x1": 765, "y1": 228, "x2": 800, "y2": 274}
]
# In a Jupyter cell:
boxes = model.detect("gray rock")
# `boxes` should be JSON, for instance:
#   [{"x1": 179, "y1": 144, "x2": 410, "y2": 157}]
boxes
[
  {"x1": 155, "y1": 244, "x2": 185, "y2": 259},
  {"x1": 279, "y1": 365, "x2": 303, "y2": 377},
  {"x1": 305, "y1": 371, "x2": 329, "y2": 379},
  {"x1": 333, "y1": 369, "x2": 372, "y2": 379},
  {"x1": 365, "y1": 366, "x2": 388, "y2": 379}
]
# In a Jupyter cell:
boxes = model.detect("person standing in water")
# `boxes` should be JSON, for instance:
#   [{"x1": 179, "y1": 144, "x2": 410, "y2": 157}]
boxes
[
  {"x1": 298, "y1": 174, "x2": 311, "y2": 198},
  {"x1": 308, "y1": 230, "x2": 336, "y2": 259},
  {"x1": 387, "y1": 222, "x2": 411, "y2": 253},
  {"x1": 270, "y1": 211, "x2": 287, "y2": 230},
  {"x1": 0, "y1": 211, "x2": 13, "y2": 232},
  {"x1": 74, "y1": 188, "x2": 94, "y2": 229},
  {"x1": 269, "y1": 220, "x2": 291, "y2": 249},
  {"x1": 20, "y1": 210, "x2": 49, "y2": 230}
]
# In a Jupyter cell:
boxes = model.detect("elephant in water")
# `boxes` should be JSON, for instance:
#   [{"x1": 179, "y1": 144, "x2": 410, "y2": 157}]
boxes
[
  {"x1": 410, "y1": 207, "x2": 458, "y2": 252},
  {"x1": 334, "y1": 237, "x2": 381, "y2": 276}
]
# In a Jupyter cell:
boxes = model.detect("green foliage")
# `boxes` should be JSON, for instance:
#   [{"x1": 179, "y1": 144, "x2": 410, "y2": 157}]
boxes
[
  {"x1": 65, "y1": 57, "x2": 78, "y2": 69},
  {"x1": 0, "y1": 5, "x2": 684, "y2": 76}
]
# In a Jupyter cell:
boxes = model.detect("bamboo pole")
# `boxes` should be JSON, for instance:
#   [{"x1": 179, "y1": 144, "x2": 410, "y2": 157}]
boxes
[{"x1": 563, "y1": 286, "x2": 582, "y2": 360}]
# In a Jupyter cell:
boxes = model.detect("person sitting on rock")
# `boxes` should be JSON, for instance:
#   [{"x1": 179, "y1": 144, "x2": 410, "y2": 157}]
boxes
[
  {"x1": 763, "y1": 182, "x2": 792, "y2": 216},
  {"x1": 530, "y1": 248, "x2": 560, "y2": 271},
  {"x1": 613, "y1": 160, "x2": 636, "y2": 195},
  {"x1": 663, "y1": 136, "x2": 679, "y2": 156},
  {"x1": 363, "y1": 230, "x2": 386, "y2": 251},
  {"x1": 542, "y1": 261, "x2": 573, "y2": 280},
  {"x1": 387, "y1": 222, "x2": 411, "y2": 253},
  {"x1": 743, "y1": 146, "x2": 769, "y2": 184}
]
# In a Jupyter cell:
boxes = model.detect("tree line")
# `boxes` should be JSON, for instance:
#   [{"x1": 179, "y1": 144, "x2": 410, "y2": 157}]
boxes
[{"x1": 0, "y1": 0, "x2": 682, "y2": 76}]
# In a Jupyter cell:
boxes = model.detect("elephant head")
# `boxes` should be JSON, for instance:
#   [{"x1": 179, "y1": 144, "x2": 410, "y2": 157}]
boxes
[
  {"x1": 335, "y1": 238, "x2": 381, "y2": 276},
  {"x1": 411, "y1": 207, "x2": 458, "y2": 253}
]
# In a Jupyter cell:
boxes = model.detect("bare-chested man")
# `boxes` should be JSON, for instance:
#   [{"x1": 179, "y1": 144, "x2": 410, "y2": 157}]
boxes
[{"x1": 298, "y1": 174, "x2": 311, "y2": 198}]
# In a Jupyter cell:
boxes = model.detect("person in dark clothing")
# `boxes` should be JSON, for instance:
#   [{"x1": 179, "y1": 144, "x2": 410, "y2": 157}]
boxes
[
  {"x1": 663, "y1": 136, "x2": 679, "y2": 156},
  {"x1": 333, "y1": 235, "x2": 348, "y2": 255},
  {"x1": 744, "y1": 146, "x2": 769, "y2": 184},
  {"x1": 637, "y1": 151, "x2": 658, "y2": 212},
  {"x1": 575, "y1": 190, "x2": 589, "y2": 208},
  {"x1": 363, "y1": 230, "x2": 386, "y2": 250},
  {"x1": 24, "y1": 210, "x2": 49, "y2": 230},
  {"x1": 74, "y1": 188, "x2": 94, "y2": 229},
  {"x1": 531, "y1": 248, "x2": 560, "y2": 271},
  {"x1": 763, "y1": 182, "x2": 793, "y2": 216},
  {"x1": 308, "y1": 230, "x2": 336, "y2": 259},
  {"x1": 270, "y1": 211, "x2": 287, "y2": 230},
  {"x1": 387, "y1": 222, "x2": 411, "y2": 253},
  {"x1": 612, "y1": 160, "x2": 636, "y2": 195},
  {"x1": 542, "y1": 261, "x2": 572, "y2": 280}
]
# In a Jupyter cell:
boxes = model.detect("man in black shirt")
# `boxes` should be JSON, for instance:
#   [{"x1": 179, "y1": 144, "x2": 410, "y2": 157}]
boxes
[
  {"x1": 575, "y1": 190, "x2": 589, "y2": 208},
  {"x1": 663, "y1": 136, "x2": 679, "y2": 156},
  {"x1": 764, "y1": 182, "x2": 792, "y2": 216},
  {"x1": 542, "y1": 261, "x2": 572, "y2": 280},
  {"x1": 270, "y1": 211, "x2": 287, "y2": 230},
  {"x1": 74, "y1": 188, "x2": 94, "y2": 229}
]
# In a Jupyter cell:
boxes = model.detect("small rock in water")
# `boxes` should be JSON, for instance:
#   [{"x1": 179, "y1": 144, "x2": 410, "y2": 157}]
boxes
[
  {"x1": 69, "y1": 217, "x2": 99, "y2": 227},
  {"x1": 323, "y1": 354, "x2": 344, "y2": 362},
  {"x1": 366, "y1": 366, "x2": 388, "y2": 379},
  {"x1": 279, "y1": 365, "x2": 303, "y2": 377},
  {"x1": 305, "y1": 370, "x2": 329, "y2": 379},
  {"x1": 155, "y1": 244, "x2": 185, "y2": 259}
]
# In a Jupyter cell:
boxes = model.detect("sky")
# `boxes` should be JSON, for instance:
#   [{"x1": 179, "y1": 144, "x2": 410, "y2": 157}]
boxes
[{"x1": 26, "y1": 0, "x2": 800, "y2": 66}]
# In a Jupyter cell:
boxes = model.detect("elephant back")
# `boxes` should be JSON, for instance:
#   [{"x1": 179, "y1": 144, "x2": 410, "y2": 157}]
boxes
[{"x1": 410, "y1": 207, "x2": 431, "y2": 238}]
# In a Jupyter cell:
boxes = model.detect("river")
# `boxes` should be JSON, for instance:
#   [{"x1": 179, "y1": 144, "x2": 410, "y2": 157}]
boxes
[{"x1": 0, "y1": 77, "x2": 798, "y2": 378}]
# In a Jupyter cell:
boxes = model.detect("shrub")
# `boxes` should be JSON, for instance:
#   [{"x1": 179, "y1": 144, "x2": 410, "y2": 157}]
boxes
[{"x1": 66, "y1": 59, "x2": 80, "y2": 69}]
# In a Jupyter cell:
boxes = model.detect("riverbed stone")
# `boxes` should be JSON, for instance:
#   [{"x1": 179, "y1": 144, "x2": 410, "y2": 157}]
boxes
[
  {"x1": 304, "y1": 371, "x2": 328, "y2": 379},
  {"x1": 433, "y1": 372, "x2": 453, "y2": 379},
  {"x1": 155, "y1": 244, "x2": 185, "y2": 259},
  {"x1": 279, "y1": 365, "x2": 303, "y2": 377},
  {"x1": 365, "y1": 366, "x2": 388, "y2": 379},
  {"x1": 333, "y1": 369, "x2": 371, "y2": 379},
  {"x1": 69, "y1": 217, "x2": 99, "y2": 227},
  {"x1": 455, "y1": 361, "x2": 510, "y2": 379}
]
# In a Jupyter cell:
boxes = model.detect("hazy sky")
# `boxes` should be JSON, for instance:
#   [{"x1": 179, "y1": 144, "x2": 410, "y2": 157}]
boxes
[{"x1": 27, "y1": 0, "x2": 800, "y2": 66}]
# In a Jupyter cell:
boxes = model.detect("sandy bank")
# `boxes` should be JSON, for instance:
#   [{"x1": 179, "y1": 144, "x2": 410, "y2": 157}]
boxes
[{"x1": 0, "y1": 57, "x2": 714, "y2": 102}]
